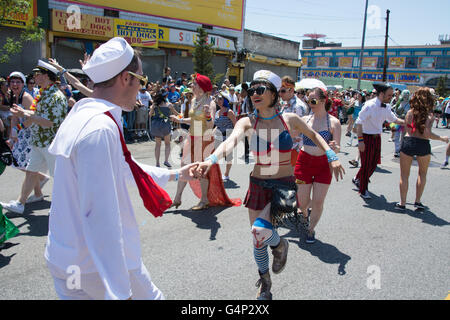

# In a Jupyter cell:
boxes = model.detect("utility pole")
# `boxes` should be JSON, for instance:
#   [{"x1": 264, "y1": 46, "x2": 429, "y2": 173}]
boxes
[
  {"x1": 357, "y1": 0, "x2": 369, "y2": 91},
  {"x1": 382, "y1": 9, "x2": 390, "y2": 83}
]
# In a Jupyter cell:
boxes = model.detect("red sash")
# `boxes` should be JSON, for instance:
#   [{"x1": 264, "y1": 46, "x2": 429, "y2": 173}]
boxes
[{"x1": 105, "y1": 111, "x2": 172, "y2": 217}]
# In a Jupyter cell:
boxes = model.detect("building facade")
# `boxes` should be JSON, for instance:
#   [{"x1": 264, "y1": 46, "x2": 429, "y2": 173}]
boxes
[
  {"x1": 1, "y1": 0, "x2": 246, "y2": 83},
  {"x1": 300, "y1": 45, "x2": 450, "y2": 89}
]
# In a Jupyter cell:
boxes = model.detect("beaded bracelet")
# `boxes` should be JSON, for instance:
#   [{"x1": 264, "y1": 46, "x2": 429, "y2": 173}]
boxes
[
  {"x1": 205, "y1": 154, "x2": 218, "y2": 164},
  {"x1": 325, "y1": 149, "x2": 339, "y2": 163}
]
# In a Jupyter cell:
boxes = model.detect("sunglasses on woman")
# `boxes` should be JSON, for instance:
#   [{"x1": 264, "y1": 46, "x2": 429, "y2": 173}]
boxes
[
  {"x1": 309, "y1": 98, "x2": 320, "y2": 105},
  {"x1": 128, "y1": 71, "x2": 148, "y2": 87},
  {"x1": 248, "y1": 86, "x2": 268, "y2": 97}
]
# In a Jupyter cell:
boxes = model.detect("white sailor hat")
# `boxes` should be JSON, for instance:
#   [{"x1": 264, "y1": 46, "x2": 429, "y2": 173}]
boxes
[
  {"x1": 253, "y1": 70, "x2": 282, "y2": 91},
  {"x1": 35, "y1": 60, "x2": 59, "y2": 75},
  {"x1": 82, "y1": 37, "x2": 134, "y2": 84},
  {"x1": 8, "y1": 71, "x2": 26, "y2": 84}
]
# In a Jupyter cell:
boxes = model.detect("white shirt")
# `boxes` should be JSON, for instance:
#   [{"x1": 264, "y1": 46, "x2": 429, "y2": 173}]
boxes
[
  {"x1": 228, "y1": 93, "x2": 238, "y2": 113},
  {"x1": 355, "y1": 97, "x2": 398, "y2": 135},
  {"x1": 46, "y1": 98, "x2": 171, "y2": 300},
  {"x1": 136, "y1": 91, "x2": 152, "y2": 108},
  {"x1": 282, "y1": 95, "x2": 307, "y2": 117}
]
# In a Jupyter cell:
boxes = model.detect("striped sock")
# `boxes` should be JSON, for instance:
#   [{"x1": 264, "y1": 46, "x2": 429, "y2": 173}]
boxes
[
  {"x1": 265, "y1": 229, "x2": 281, "y2": 248},
  {"x1": 252, "y1": 218, "x2": 281, "y2": 273},
  {"x1": 254, "y1": 245, "x2": 269, "y2": 274}
]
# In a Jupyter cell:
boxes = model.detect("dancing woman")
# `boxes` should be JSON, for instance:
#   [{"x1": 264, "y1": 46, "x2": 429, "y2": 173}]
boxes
[
  {"x1": 396, "y1": 88, "x2": 449, "y2": 210},
  {"x1": 295, "y1": 87, "x2": 342, "y2": 244},
  {"x1": 194, "y1": 70, "x2": 345, "y2": 300},
  {"x1": 170, "y1": 73, "x2": 240, "y2": 210}
]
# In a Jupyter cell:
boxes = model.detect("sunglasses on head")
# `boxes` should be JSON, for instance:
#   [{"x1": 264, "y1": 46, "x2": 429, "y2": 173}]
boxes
[
  {"x1": 248, "y1": 86, "x2": 269, "y2": 97},
  {"x1": 128, "y1": 71, "x2": 148, "y2": 87}
]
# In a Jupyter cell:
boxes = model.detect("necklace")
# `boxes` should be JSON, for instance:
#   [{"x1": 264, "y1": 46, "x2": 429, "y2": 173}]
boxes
[
  {"x1": 193, "y1": 94, "x2": 209, "y2": 110},
  {"x1": 254, "y1": 109, "x2": 282, "y2": 120},
  {"x1": 30, "y1": 84, "x2": 54, "y2": 111}
]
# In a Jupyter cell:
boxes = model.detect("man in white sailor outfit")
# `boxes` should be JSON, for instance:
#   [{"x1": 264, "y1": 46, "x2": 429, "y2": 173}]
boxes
[{"x1": 45, "y1": 37, "x2": 197, "y2": 300}]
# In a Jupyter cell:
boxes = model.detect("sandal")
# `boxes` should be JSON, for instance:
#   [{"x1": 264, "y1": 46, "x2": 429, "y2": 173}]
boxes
[
  {"x1": 170, "y1": 200, "x2": 182, "y2": 209},
  {"x1": 191, "y1": 201, "x2": 209, "y2": 211}
]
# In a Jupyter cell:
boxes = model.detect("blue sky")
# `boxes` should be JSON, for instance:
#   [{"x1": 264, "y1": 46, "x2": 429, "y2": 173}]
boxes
[{"x1": 244, "y1": 0, "x2": 450, "y2": 48}]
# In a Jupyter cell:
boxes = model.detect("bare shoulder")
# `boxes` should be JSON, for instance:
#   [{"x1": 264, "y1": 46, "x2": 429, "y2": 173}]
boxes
[
  {"x1": 236, "y1": 115, "x2": 252, "y2": 129},
  {"x1": 283, "y1": 112, "x2": 302, "y2": 124},
  {"x1": 329, "y1": 115, "x2": 341, "y2": 127}
]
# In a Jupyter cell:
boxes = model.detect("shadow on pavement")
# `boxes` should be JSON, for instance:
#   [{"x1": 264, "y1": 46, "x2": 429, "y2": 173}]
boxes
[
  {"x1": 223, "y1": 180, "x2": 240, "y2": 189},
  {"x1": 0, "y1": 251, "x2": 16, "y2": 269},
  {"x1": 6, "y1": 200, "x2": 50, "y2": 238},
  {"x1": 166, "y1": 206, "x2": 229, "y2": 241},
  {"x1": 281, "y1": 226, "x2": 351, "y2": 276},
  {"x1": 362, "y1": 194, "x2": 449, "y2": 227}
]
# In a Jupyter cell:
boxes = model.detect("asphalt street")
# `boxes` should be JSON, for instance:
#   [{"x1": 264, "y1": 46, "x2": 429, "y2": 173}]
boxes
[{"x1": 1, "y1": 125, "x2": 449, "y2": 300}]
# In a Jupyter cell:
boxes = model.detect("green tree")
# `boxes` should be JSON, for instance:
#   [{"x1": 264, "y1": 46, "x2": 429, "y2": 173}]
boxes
[
  {"x1": 0, "y1": 0, "x2": 44, "y2": 64},
  {"x1": 435, "y1": 75, "x2": 448, "y2": 97},
  {"x1": 192, "y1": 27, "x2": 215, "y2": 81}
]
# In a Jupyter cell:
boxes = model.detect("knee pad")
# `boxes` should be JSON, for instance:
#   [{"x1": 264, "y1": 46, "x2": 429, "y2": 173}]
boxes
[{"x1": 251, "y1": 218, "x2": 274, "y2": 248}]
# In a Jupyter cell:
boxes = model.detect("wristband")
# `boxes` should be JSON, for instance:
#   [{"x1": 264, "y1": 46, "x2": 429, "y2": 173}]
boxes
[
  {"x1": 175, "y1": 170, "x2": 179, "y2": 181},
  {"x1": 325, "y1": 149, "x2": 338, "y2": 163},
  {"x1": 358, "y1": 136, "x2": 364, "y2": 143},
  {"x1": 205, "y1": 154, "x2": 218, "y2": 164}
]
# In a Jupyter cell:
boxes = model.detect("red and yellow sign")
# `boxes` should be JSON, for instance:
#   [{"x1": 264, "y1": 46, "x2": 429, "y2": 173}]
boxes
[
  {"x1": 114, "y1": 19, "x2": 159, "y2": 48},
  {"x1": 75, "y1": 0, "x2": 244, "y2": 30},
  {"x1": 339, "y1": 57, "x2": 353, "y2": 68},
  {"x1": 301, "y1": 57, "x2": 308, "y2": 66},
  {"x1": 0, "y1": 0, "x2": 36, "y2": 28},
  {"x1": 362, "y1": 57, "x2": 378, "y2": 68},
  {"x1": 52, "y1": 9, "x2": 114, "y2": 38},
  {"x1": 389, "y1": 57, "x2": 405, "y2": 68},
  {"x1": 316, "y1": 57, "x2": 329, "y2": 67}
]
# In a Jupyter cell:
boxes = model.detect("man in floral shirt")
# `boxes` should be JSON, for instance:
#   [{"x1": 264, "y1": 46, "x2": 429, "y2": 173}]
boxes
[{"x1": 1, "y1": 60, "x2": 67, "y2": 214}]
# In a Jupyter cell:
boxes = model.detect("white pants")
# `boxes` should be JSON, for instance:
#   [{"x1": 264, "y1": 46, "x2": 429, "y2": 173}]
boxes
[
  {"x1": 47, "y1": 261, "x2": 164, "y2": 300},
  {"x1": 26, "y1": 146, "x2": 56, "y2": 176}
]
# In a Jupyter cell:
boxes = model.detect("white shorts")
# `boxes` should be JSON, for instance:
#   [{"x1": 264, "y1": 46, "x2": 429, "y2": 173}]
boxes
[
  {"x1": 26, "y1": 146, "x2": 56, "y2": 176},
  {"x1": 47, "y1": 261, "x2": 164, "y2": 300}
]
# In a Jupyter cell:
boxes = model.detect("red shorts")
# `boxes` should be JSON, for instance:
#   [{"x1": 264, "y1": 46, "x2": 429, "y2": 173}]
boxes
[{"x1": 294, "y1": 150, "x2": 332, "y2": 185}]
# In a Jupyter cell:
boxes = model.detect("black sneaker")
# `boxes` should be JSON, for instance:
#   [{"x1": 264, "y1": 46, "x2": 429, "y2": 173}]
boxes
[
  {"x1": 394, "y1": 203, "x2": 406, "y2": 211},
  {"x1": 414, "y1": 202, "x2": 426, "y2": 210},
  {"x1": 349, "y1": 160, "x2": 359, "y2": 168}
]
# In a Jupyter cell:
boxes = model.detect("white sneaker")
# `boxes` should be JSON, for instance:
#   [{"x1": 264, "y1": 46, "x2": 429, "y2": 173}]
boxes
[
  {"x1": 222, "y1": 175, "x2": 230, "y2": 182},
  {"x1": 26, "y1": 195, "x2": 44, "y2": 204},
  {"x1": 1, "y1": 200, "x2": 24, "y2": 214}
]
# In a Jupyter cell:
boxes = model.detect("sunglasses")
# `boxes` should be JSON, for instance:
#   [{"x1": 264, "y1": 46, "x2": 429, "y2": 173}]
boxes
[
  {"x1": 309, "y1": 98, "x2": 319, "y2": 105},
  {"x1": 280, "y1": 88, "x2": 291, "y2": 94},
  {"x1": 248, "y1": 86, "x2": 269, "y2": 97},
  {"x1": 128, "y1": 71, "x2": 148, "y2": 87}
]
